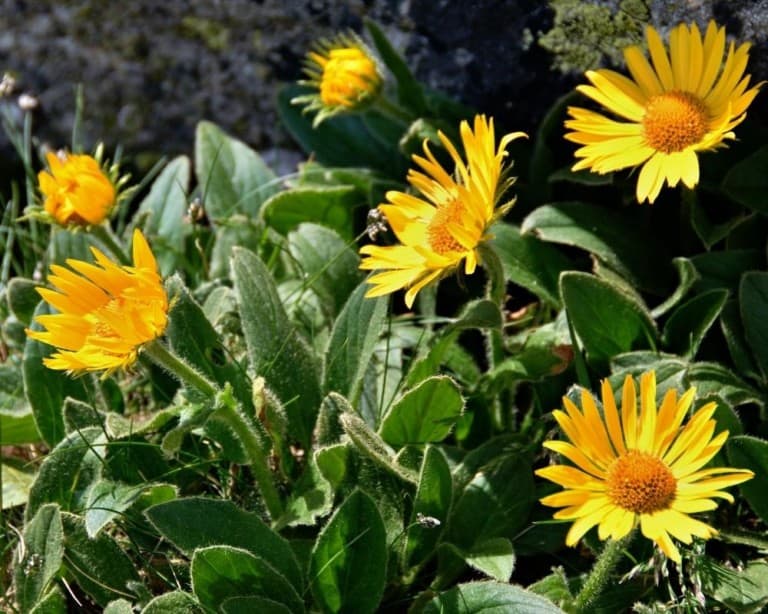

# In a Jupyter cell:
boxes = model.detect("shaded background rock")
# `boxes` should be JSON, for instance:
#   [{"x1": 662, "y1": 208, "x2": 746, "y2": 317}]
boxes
[{"x1": 0, "y1": 0, "x2": 766, "y2": 172}]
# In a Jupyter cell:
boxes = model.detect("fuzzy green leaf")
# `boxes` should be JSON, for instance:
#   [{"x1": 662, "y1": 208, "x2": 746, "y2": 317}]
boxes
[
  {"x1": 448, "y1": 452, "x2": 535, "y2": 550},
  {"x1": 231, "y1": 247, "x2": 322, "y2": 447},
  {"x1": 379, "y1": 376, "x2": 464, "y2": 446},
  {"x1": 490, "y1": 223, "x2": 570, "y2": 307},
  {"x1": 146, "y1": 497, "x2": 302, "y2": 591},
  {"x1": 310, "y1": 489, "x2": 387, "y2": 614},
  {"x1": 61, "y1": 512, "x2": 140, "y2": 607},
  {"x1": 191, "y1": 545, "x2": 304, "y2": 613},
  {"x1": 560, "y1": 272, "x2": 656, "y2": 367},
  {"x1": 726, "y1": 436, "x2": 768, "y2": 524},
  {"x1": 14, "y1": 504, "x2": 64, "y2": 612},
  {"x1": 522, "y1": 201, "x2": 673, "y2": 292},
  {"x1": 141, "y1": 591, "x2": 203, "y2": 614},
  {"x1": 740, "y1": 271, "x2": 768, "y2": 379},
  {"x1": 195, "y1": 121, "x2": 277, "y2": 220},
  {"x1": 662, "y1": 289, "x2": 728, "y2": 358},
  {"x1": 25, "y1": 427, "x2": 103, "y2": 521},
  {"x1": 288, "y1": 223, "x2": 363, "y2": 316},
  {"x1": 424, "y1": 581, "x2": 564, "y2": 613},
  {"x1": 262, "y1": 186, "x2": 360, "y2": 240},
  {"x1": 721, "y1": 145, "x2": 768, "y2": 213},
  {"x1": 404, "y1": 445, "x2": 452, "y2": 567},
  {"x1": 138, "y1": 155, "x2": 191, "y2": 276},
  {"x1": 324, "y1": 280, "x2": 387, "y2": 402}
]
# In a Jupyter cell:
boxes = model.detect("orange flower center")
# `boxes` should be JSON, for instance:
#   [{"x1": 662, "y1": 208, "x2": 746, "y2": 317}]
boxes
[
  {"x1": 606, "y1": 450, "x2": 677, "y2": 514},
  {"x1": 642, "y1": 91, "x2": 708, "y2": 153},
  {"x1": 427, "y1": 200, "x2": 465, "y2": 254}
]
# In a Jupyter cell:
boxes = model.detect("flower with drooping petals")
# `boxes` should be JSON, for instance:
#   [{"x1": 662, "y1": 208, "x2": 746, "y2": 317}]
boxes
[
  {"x1": 565, "y1": 21, "x2": 762, "y2": 203},
  {"x1": 536, "y1": 370, "x2": 753, "y2": 563},
  {"x1": 38, "y1": 151, "x2": 116, "y2": 226},
  {"x1": 359, "y1": 114, "x2": 526, "y2": 307},
  {"x1": 26, "y1": 229, "x2": 168, "y2": 376}
]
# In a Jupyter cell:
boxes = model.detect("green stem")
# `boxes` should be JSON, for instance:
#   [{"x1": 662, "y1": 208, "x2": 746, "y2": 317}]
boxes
[
  {"x1": 479, "y1": 244, "x2": 506, "y2": 428},
  {"x1": 141, "y1": 340, "x2": 284, "y2": 520},
  {"x1": 90, "y1": 223, "x2": 131, "y2": 265},
  {"x1": 373, "y1": 95, "x2": 414, "y2": 124},
  {"x1": 213, "y1": 401, "x2": 284, "y2": 520},
  {"x1": 571, "y1": 531, "x2": 634, "y2": 613},
  {"x1": 142, "y1": 339, "x2": 218, "y2": 399}
]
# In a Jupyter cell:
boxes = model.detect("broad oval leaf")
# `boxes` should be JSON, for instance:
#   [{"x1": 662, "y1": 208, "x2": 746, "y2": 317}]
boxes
[
  {"x1": 379, "y1": 376, "x2": 464, "y2": 447},
  {"x1": 740, "y1": 271, "x2": 768, "y2": 379},
  {"x1": 195, "y1": 120, "x2": 277, "y2": 220},
  {"x1": 522, "y1": 201, "x2": 673, "y2": 292},
  {"x1": 309, "y1": 489, "x2": 387, "y2": 614},
  {"x1": 25, "y1": 427, "x2": 103, "y2": 522},
  {"x1": 262, "y1": 186, "x2": 360, "y2": 240},
  {"x1": 404, "y1": 445, "x2": 452, "y2": 567},
  {"x1": 61, "y1": 512, "x2": 140, "y2": 607},
  {"x1": 661, "y1": 289, "x2": 728, "y2": 358},
  {"x1": 560, "y1": 272, "x2": 657, "y2": 367},
  {"x1": 145, "y1": 497, "x2": 302, "y2": 591},
  {"x1": 192, "y1": 545, "x2": 304, "y2": 613},
  {"x1": 424, "y1": 581, "x2": 564, "y2": 614},
  {"x1": 726, "y1": 436, "x2": 768, "y2": 524},
  {"x1": 138, "y1": 155, "x2": 190, "y2": 276},
  {"x1": 490, "y1": 222, "x2": 569, "y2": 307}
]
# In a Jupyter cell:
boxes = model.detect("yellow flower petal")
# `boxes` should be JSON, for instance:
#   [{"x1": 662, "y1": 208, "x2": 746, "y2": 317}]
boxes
[{"x1": 26, "y1": 230, "x2": 168, "y2": 377}]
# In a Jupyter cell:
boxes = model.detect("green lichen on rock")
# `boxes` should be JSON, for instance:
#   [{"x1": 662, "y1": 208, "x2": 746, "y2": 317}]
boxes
[{"x1": 539, "y1": 0, "x2": 650, "y2": 73}]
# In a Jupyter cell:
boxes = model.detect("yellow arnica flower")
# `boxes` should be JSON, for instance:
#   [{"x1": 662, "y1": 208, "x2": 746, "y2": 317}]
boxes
[
  {"x1": 38, "y1": 151, "x2": 116, "y2": 226},
  {"x1": 565, "y1": 21, "x2": 762, "y2": 204},
  {"x1": 293, "y1": 33, "x2": 382, "y2": 125},
  {"x1": 26, "y1": 229, "x2": 168, "y2": 376},
  {"x1": 536, "y1": 371, "x2": 753, "y2": 563},
  {"x1": 359, "y1": 115, "x2": 526, "y2": 307}
]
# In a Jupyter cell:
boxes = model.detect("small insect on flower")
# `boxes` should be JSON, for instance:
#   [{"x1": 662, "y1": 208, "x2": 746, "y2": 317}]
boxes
[
  {"x1": 359, "y1": 114, "x2": 526, "y2": 308},
  {"x1": 292, "y1": 32, "x2": 383, "y2": 126},
  {"x1": 565, "y1": 20, "x2": 762, "y2": 204},
  {"x1": 536, "y1": 371, "x2": 754, "y2": 563},
  {"x1": 26, "y1": 229, "x2": 168, "y2": 377},
  {"x1": 37, "y1": 150, "x2": 117, "y2": 226}
]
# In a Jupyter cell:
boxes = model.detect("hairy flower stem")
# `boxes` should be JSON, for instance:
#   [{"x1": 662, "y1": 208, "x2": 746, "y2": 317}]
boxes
[
  {"x1": 141, "y1": 340, "x2": 284, "y2": 520},
  {"x1": 90, "y1": 223, "x2": 131, "y2": 266},
  {"x1": 142, "y1": 339, "x2": 218, "y2": 398},
  {"x1": 212, "y1": 400, "x2": 285, "y2": 520},
  {"x1": 571, "y1": 531, "x2": 634, "y2": 613}
]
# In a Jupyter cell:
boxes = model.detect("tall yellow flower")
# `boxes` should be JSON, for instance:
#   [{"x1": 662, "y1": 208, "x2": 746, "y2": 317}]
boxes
[
  {"x1": 536, "y1": 371, "x2": 753, "y2": 563},
  {"x1": 26, "y1": 229, "x2": 168, "y2": 376},
  {"x1": 293, "y1": 33, "x2": 382, "y2": 125},
  {"x1": 565, "y1": 21, "x2": 761, "y2": 204},
  {"x1": 38, "y1": 151, "x2": 116, "y2": 226},
  {"x1": 359, "y1": 115, "x2": 525, "y2": 307}
]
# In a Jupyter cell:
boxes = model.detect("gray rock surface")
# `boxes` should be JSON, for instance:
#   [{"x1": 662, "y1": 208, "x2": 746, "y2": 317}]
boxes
[{"x1": 0, "y1": 0, "x2": 765, "y2": 165}]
